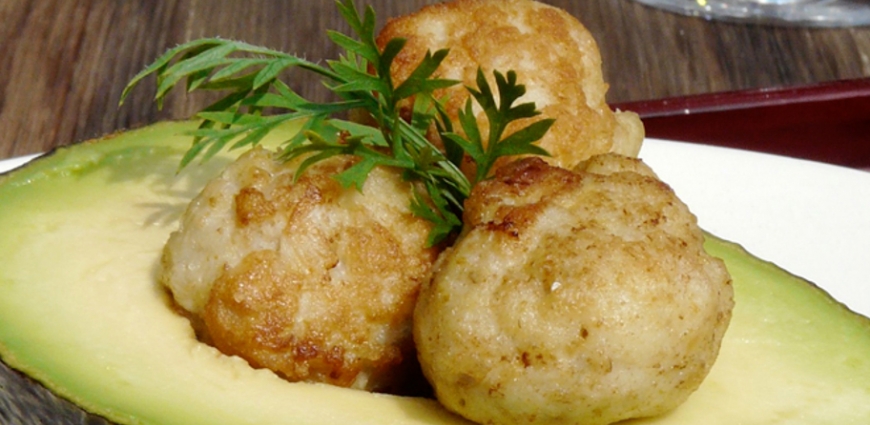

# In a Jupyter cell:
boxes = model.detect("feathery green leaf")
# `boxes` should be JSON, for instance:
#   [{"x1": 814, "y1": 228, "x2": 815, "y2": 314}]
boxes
[{"x1": 121, "y1": 0, "x2": 554, "y2": 245}]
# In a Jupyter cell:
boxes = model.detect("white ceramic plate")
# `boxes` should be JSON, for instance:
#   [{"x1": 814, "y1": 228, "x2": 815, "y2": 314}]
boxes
[
  {"x1": 639, "y1": 139, "x2": 870, "y2": 317},
  {"x1": 2, "y1": 140, "x2": 869, "y2": 317}
]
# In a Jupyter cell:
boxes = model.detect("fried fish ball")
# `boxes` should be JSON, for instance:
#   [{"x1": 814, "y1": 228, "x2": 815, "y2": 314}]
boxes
[
  {"x1": 414, "y1": 155, "x2": 734, "y2": 425},
  {"x1": 376, "y1": 0, "x2": 644, "y2": 175},
  {"x1": 160, "y1": 147, "x2": 438, "y2": 392}
]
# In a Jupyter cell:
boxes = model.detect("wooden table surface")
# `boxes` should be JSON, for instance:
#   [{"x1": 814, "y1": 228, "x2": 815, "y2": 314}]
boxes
[
  {"x1": 1, "y1": 2, "x2": 870, "y2": 424},
  {"x1": 2, "y1": 0, "x2": 869, "y2": 162}
]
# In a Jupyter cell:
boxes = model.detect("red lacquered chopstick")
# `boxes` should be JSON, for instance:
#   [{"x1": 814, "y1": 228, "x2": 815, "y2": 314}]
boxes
[{"x1": 613, "y1": 78, "x2": 870, "y2": 169}]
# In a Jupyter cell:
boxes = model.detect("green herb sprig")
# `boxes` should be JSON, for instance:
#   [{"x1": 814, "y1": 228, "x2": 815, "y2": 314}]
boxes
[{"x1": 120, "y1": 0, "x2": 553, "y2": 245}]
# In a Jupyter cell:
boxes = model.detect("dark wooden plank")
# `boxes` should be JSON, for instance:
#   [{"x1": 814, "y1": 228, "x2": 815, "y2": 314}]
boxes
[
  {"x1": 1, "y1": 1, "x2": 870, "y2": 422},
  {"x1": 0, "y1": 360, "x2": 112, "y2": 425},
  {"x1": 1, "y1": 0, "x2": 870, "y2": 160}
]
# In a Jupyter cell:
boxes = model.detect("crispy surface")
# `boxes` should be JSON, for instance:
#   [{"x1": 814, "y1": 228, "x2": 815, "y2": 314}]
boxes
[
  {"x1": 377, "y1": 0, "x2": 644, "y2": 175},
  {"x1": 160, "y1": 148, "x2": 438, "y2": 392},
  {"x1": 414, "y1": 155, "x2": 734, "y2": 425}
]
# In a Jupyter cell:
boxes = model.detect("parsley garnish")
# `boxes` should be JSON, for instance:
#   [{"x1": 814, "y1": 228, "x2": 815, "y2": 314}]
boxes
[{"x1": 120, "y1": 0, "x2": 553, "y2": 245}]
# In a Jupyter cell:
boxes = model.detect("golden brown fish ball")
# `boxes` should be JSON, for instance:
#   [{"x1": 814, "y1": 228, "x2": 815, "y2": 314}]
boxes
[
  {"x1": 160, "y1": 147, "x2": 438, "y2": 392},
  {"x1": 377, "y1": 0, "x2": 644, "y2": 175},
  {"x1": 414, "y1": 155, "x2": 733, "y2": 425}
]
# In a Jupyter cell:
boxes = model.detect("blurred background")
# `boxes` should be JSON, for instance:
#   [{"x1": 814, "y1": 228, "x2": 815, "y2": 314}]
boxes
[{"x1": 1, "y1": 0, "x2": 869, "y2": 165}]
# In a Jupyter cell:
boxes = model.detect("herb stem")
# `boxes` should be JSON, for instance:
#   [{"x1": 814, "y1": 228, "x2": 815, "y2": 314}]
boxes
[{"x1": 121, "y1": 0, "x2": 552, "y2": 245}]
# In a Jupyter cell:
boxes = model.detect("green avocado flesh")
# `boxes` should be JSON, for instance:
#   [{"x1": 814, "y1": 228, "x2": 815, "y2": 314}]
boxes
[{"x1": 0, "y1": 121, "x2": 868, "y2": 425}]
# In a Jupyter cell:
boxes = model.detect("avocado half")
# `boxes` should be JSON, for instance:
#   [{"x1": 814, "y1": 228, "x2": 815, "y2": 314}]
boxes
[{"x1": 0, "y1": 121, "x2": 868, "y2": 425}]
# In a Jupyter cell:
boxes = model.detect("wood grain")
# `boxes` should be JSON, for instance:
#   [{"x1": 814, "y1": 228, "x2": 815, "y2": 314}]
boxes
[
  {"x1": 1, "y1": 1, "x2": 869, "y2": 423},
  {"x1": 1, "y1": 360, "x2": 111, "y2": 425},
  {"x1": 1, "y1": 0, "x2": 869, "y2": 160}
]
